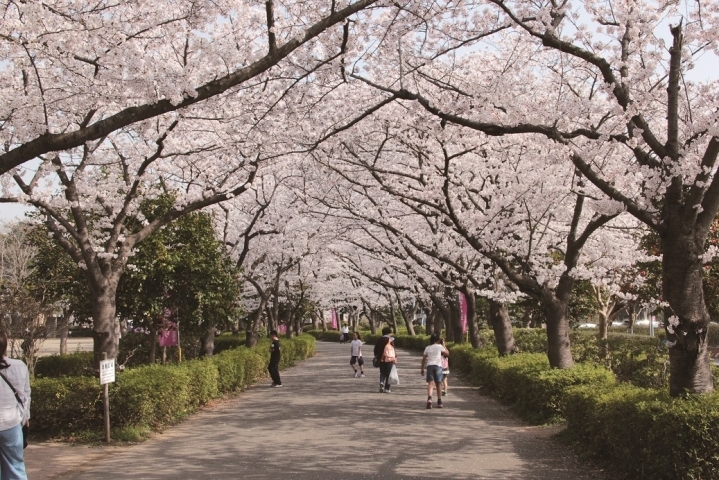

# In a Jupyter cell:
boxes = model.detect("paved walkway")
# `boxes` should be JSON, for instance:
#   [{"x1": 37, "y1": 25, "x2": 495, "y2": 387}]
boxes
[{"x1": 26, "y1": 341, "x2": 605, "y2": 479}]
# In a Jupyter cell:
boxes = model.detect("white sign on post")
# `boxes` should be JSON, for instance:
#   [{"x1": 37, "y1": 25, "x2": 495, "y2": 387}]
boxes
[{"x1": 99, "y1": 358, "x2": 116, "y2": 385}]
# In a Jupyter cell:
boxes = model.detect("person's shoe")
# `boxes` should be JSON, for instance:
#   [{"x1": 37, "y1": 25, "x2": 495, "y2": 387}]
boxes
[
  {"x1": 379, "y1": 385, "x2": 384, "y2": 393},
  {"x1": 426, "y1": 400, "x2": 432, "y2": 409},
  {"x1": 353, "y1": 371, "x2": 358, "y2": 378},
  {"x1": 272, "y1": 384, "x2": 283, "y2": 387},
  {"x1": 442, "y1": 390, "x2": 447, "y2": 396},
  {"x1": 271, "y1": 383, "x2": 276, "y2": 387},
  {"x1": 437, "y1": 400, "x2": 444, "y2": 409},
  {"x1": 384, "y1": 388, "x2": 391, "y2": 393},
  {"x1": 360, "y1": 373, "x2": 365, "y2": 378}
]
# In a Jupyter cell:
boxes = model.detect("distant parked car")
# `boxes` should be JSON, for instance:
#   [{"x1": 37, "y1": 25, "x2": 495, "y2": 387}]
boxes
[
  {"x1": 577, "y1": 323, "x2": 598, "y2": 329},
  {"x1": 611, "y1": 321, "x2": 626, "y2": 327}
]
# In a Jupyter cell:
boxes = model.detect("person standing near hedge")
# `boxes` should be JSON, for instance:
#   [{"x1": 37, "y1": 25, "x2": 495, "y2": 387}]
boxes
[
  {"x1": 0, "y1": 331, "x2": 30, "y2": 480},
  {"x1": 268, "y1": 330, "x2": 282, "y2": 387}
]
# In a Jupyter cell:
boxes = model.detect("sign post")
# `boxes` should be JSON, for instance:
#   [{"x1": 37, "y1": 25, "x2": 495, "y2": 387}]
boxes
[{"x1": 99, "y1": 353, "x2": 115, "y2": 443}]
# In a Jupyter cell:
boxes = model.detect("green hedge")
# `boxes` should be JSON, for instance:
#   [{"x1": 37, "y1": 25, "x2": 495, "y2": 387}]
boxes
[
  {"x1": 30, "y1": 334, "x2": 315, "y2": 438},
  {"x1": 34, "y1": 352, "x2": 95, "y2": 378},
  {"x1": 564, "y1": 385, "x2": 719, "y2": 479}
]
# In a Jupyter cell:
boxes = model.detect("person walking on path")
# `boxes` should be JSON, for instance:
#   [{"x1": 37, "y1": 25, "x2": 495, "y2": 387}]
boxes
[
  {"x1": 349, "y1": 332, "x2": 365, "y2": 378},
  {"x1": 0, "y1": 331, "x2": 30, "y2": 480},
  {"x1": 268, "y1": 330, "x2": 282, "y2": 387},
  {"x1": 373, "y1": 327, "x2": 396, "y2": 393},
  {"x1": 340, "y1": 324, "x2": 350, "y2": 344},
  {"x1": 421, "y1": 334, "x2": 449, "y2": 409},
  {"x1": 440, "y1": 338, "x2": 450, "y2": 396}
]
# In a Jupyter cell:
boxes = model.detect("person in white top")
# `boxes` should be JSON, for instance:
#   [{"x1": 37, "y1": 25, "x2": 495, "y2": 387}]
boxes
[
  {"x1": 421, "y1": 334, "x2": 449, "y2": 409},
  {"x1": 349, "y1": 332, "x2": 365, "y2": 378},
  {"x1": 340, "y1": 324, "x2": 350, "y2": 344},
  {"x1": 0, "y1": 331, "x2": 30, "y2": 480}
]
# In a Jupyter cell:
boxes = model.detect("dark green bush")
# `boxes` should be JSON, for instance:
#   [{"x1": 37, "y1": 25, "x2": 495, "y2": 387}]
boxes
[
  {"x1": 214, "y1": 333, "x2": 246, "y2": 354},
  {"x1": 708, "y1": 322, "x2": 719, "y2": 346},
  {"x1": 305, "y1": 330, "x2": 343, "y2": 342},
  {"x1": 34, "y1": 352, "x2": 94, "y2": 378}
]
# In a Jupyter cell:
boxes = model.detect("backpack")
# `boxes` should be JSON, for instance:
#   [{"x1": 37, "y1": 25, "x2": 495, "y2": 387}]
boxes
[{"x1": 382, "y1": 340, "x2": 396, "y2": 362}]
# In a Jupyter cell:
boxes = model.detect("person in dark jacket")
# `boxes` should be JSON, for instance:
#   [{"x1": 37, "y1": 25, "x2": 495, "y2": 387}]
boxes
[
  {"x1": 268, "y1": 330, "x2": 282, "y2": 387},
  {"x1": 373, "y1": 327, "x2": 396, "y2": 393}
]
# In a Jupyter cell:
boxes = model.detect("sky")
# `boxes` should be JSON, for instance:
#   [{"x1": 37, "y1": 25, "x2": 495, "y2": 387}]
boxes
[{"x1": 0, "y1": 203, "x2": 32, "y2": 225}]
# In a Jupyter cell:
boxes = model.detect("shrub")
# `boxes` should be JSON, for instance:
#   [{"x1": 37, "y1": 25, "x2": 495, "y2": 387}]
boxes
[
  {"x1": 34, "y1": 352, "x2": 94, "y2": 378},
  {"x1": 564, "y1": 385, "x2": 719, "y2": 479},
  {"x1": 31, "y1": 376, "x2": 103, "y2": 434},
  {"x1": 214, "y1": 334, "x2": 246, "y2": 354}
]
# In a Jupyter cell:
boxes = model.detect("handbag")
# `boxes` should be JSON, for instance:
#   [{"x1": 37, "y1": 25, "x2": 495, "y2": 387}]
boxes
[
  {"x1": 372, "y1": 357, "x2": 379, "y2": 368},
  {"x1": 0, "y1": 371, "x2": 28, "y2": 449},
  {"x1": 388, "y1": 364, "x2": 400, "y2": 385}
]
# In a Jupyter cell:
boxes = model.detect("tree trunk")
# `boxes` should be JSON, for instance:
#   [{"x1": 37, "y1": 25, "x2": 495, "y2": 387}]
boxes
[
  {"x1": 388, "y1": 297, "x2": 398, "y2": 334},
  {"x1": 446, "y1": 297, "x2": 457, "y2": 342},
  {"x1": 201, "y1": 324, "x2": 215, "y2": 357},
  {"x1": 245, "y1": 297, "x2": 268, "y2": 347},
  {"x1": 434, "y1": 303, "x2": 444, "y2": 337},
  {"x1": 451, "y1": 294, "x2": 464, "y2": 343},
  {"x1": 91, "y1": 284, "x2": 120, "y2": 366},
  {"x1": 544, "y1": 298, "x2": 574, "y2": 368},
  {"x1": 312, "y1": 312, "x2": 320, "y2": 330},
  {"x1": 148, "y1": 321, "x2": 157, "y2": 364},
  {"x1": 627, "y1": 302, "x2": 637, "y2": 332},
  {"x1": 663, "y1": 230, "x2": 714, "y2": 395},
  {"x1": 489, "y1": 299, "x2": 516, "y2": 355},
  {"x1": 58, "y1": 308, "x2": 70, "y2": 355},
  {"x1": 425, "y1": 307, "x2": 435, "y2": 336},
  {"x1": 464, "y1": 290, "x2": 481, "y2": 348},
  {"x1": 394, "y1": 291, "x2": 416, "y2": 335}
]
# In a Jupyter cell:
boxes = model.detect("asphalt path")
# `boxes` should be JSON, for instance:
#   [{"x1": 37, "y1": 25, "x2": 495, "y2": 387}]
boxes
[{"x1": 28, "y1": 341, "x2": 605, "y2": 480}]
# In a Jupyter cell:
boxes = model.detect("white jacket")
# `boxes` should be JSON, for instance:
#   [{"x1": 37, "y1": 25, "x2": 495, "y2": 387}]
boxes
[{"x1": 0, "y1": 357, "x2": 31, "y2": 431}]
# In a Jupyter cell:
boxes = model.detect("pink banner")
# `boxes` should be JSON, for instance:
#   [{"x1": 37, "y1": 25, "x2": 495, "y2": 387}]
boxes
[
  {"x1": 159, "y1": 321, "x2": 179, "y2": 347},
  {"x1": 331, "y1": 309, "x2": 338, "y2": 330},
  {"x1": 459, "y1": 292, "x2": 468, "y2": 334}
]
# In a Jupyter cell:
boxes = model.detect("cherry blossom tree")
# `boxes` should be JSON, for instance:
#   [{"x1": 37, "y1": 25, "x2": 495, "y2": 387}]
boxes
[{"x1": 335, "y1": 0, "x2": 719, "y2": 394}]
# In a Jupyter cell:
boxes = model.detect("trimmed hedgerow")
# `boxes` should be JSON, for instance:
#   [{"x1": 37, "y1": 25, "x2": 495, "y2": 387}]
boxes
[
  {"x1": 30, "y1": 334, "x2": 315, "y2": 438},
  {"x1": 564, "y1": 384, "x2": 719, "y2": 479},
  {"x1": 34, "y1": 352, "x2": 95, "y2": 378}
]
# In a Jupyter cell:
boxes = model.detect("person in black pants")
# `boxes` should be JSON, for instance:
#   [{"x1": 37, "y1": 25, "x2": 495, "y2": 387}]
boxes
[
  {"x1": 373, "y1": 327, "x2": 396, "y2": 393},
  {"x1": 269, "y1": 330, "x2": 282, "y2": 387}
]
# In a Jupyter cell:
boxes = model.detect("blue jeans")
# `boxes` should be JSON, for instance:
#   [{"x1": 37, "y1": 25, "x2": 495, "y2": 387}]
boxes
[
  {"x1": 426, "y1": 365, "x2": 444, "y2": 383},
  {"x1": 0, "y1": 423, "x2": 26, "y2": 480}
]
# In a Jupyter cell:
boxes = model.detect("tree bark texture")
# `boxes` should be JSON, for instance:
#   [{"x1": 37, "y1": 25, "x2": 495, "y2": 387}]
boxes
[
  {"x1": 59, "y1": 309, "x2": 70, "y2": 355},
  {"x1": 202, "y1": 324, "x2": 215, "y2": 357},
  {"x1": 489, "y1": 299, "x2": 516, "y2": 355},
  {"x1": 91, "y1": 285, "x2": 120, "y2": 367},
  {"x1": 464, "y1": 289, "x2": 481, "y2": 348},
  {"x1": 543, "y1": 297, "x2": 574, "y2": 369},
  {"x1": 662, "y1": 229, "x2": 714, "y2": 395}
]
